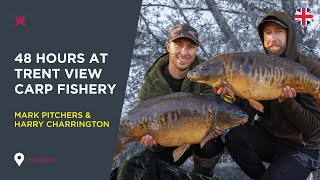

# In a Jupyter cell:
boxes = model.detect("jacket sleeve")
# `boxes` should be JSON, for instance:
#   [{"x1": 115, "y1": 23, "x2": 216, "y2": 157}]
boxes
[
  {"x1": 281, "y1": 93, "x2": 320, "y2": 138},
  {"x1": 138, "y1": 80, "x2": 150, "y2": 103}
]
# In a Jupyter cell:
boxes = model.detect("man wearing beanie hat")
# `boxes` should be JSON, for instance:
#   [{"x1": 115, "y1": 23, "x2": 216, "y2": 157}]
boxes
[
  {"x1": 216, "y1": 10, "x2": 320, "y2": 180},
  {"x1": 113, "y1": 23, "x2": 224, "y2": 180}
]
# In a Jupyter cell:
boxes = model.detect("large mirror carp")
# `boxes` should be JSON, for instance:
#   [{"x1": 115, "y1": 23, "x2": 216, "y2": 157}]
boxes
[
  {"x1": 188, "y1": 52, "x2": 320, "y2": 112},
  {"x1": 114, "y1": 92, "x2": 248, "y2": 162}
]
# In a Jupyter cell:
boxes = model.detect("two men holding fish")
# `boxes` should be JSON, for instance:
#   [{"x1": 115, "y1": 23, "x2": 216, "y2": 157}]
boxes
[
  {"x1": 197, "y1": 11, "x2": 320, "y2": 180},
  {"x1": 115, "y1": 10, "x2": 320, "y2": 180}
]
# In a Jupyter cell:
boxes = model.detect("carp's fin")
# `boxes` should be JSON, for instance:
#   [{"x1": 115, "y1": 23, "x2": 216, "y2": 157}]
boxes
[
  {"x1": 173, "y1": 144, "x2": 190, "y2": 162},
  {"x1": 249, "y1": 99, "x2": 264, "y2": 113},
  {"x1": 200, "y1": 129, "x2": 215, "y2": 149},
  {"x1": 222, "y1": 81, "x2": 235, "y2": 101}
]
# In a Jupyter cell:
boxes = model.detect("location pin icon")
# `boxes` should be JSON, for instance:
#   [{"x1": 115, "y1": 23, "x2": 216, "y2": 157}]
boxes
[{"x1": 14, "y1": 152, "x2": 24, "y2": 166}]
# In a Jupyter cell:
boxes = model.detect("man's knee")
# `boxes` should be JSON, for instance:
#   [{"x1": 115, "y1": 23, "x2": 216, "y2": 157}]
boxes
[
  {"x1": 193, "y1": 136, "x2": 225, "y2": 159},
  {"x1": 225, "y1": 126, "x2": 245, "y2": 146},
  {"x1": 225, "y1": 126, "x2": 257, "y2": 158}
]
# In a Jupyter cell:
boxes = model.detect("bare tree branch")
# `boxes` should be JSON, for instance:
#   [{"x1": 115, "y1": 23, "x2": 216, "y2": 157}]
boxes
[
  {"x1": 234, "y1": 0, "x2": 270, "y2": 13},
  {"x1": 171, "y1": 0, "x2": 210, "y2": 57},
  {"x1": 140, "y1": 13, "x2": 167, "y2": 50}
]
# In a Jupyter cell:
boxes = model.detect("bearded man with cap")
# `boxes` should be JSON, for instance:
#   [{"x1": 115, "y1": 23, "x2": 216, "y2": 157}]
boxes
[
  {"x1": 219, "y1": 11, "x2": 320, "y2": 180},
  {"x1": 113, "y1": 23, "x2": 224, "y2": 180}
]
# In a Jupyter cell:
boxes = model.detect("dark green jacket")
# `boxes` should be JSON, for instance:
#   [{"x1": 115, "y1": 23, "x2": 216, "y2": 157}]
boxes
[
  {"x1": 138, "y1": 53, "x2": 213, "y2": 152},
  {"x1": 138, "y1": 53, "x2": 213, "y2": 103}
]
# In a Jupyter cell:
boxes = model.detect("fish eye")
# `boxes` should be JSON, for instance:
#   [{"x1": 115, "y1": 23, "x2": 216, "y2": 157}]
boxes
[
  {"x1": 200, "y1": 66, "x2": 208, "y2": 71},
  {"x1": 232, "y1": 112, "x2": 238, "y2": 116}
]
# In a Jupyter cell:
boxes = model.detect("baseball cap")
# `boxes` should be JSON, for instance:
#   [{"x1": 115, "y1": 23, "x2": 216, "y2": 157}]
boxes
[
  {"x1": 258, "y1": 16, "x2": 288, "y2": 32},
  {"x1": 168, "y1": 23, "x2": 200, "y2": 45}
]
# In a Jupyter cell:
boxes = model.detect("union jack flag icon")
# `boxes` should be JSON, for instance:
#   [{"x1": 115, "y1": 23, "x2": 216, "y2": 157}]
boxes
[{"x1": 294, "y1": 7, "x2": 314, "y2": 27}]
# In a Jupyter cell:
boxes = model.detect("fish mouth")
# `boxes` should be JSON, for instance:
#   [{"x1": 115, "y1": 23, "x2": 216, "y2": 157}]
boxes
[
  {"x1": 241, "y1": 119, "x2": 248, "y2": 125},
  {"x1": 239, "y1": 114, "x2": 249, "y2": 125},
  {"x1": 187, "y1": 71, "x2": 207, "y2": 82},
  {"x1": 187, "y1": 71, "x2": 198, "y2": 81},
  {"x1": 243, "y1": 113, "x2": 249, "y2": 121}
]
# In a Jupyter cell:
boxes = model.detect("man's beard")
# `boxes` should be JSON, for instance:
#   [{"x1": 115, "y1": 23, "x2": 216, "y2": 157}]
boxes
[{"x1": 265, "y1": 45, "x2": 287, "y2": 56}]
